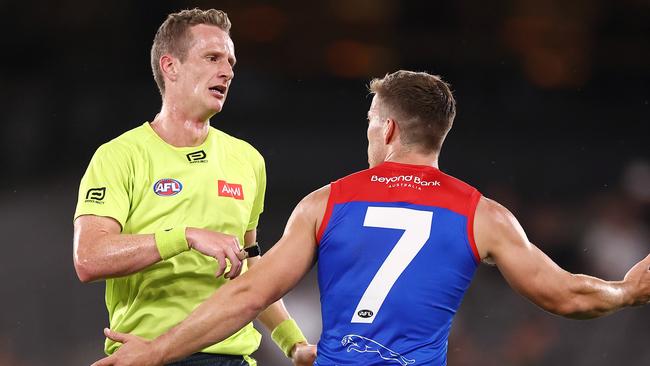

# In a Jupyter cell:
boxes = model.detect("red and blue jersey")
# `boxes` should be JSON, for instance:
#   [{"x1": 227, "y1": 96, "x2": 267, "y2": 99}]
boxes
[{"x1": 315, "y1": 162, "x2": 481, "y2": 366}]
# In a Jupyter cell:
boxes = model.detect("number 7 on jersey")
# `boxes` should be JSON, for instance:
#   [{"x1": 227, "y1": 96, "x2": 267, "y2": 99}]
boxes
[{"x1": 351, "y1": 206, "x2": 434, "y2": 323}]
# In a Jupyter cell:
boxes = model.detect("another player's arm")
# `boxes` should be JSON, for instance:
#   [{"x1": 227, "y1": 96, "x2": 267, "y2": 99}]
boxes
[
  {"x1": 475, "y1": 196, "x2": 650, "y2": 319},
  {"x1": 154, "y1": 188, "x2": 324, "y2": 362},
  {"x1": 92, "y1": 187, "x2": 327, "y2": 366},
  {"x1": 243, "y1": 230, "x2": 310, "y2": 358},
  {"x1": 73, "y1": 215, "x2": 244, "y2": 283}
]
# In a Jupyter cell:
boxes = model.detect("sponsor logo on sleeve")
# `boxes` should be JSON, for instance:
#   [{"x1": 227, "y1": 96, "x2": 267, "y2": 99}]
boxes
[
  {"x1": 153, "y1": 178, "x2": 183, "y2": 196},
  {"x1": 370, "y1": 174, "x2": 441, "y2": 191},
  {"x1": 186, "y1": 150, "x2": 207, "y2": 163},
  {"x1": 218, "y1": 180, "x2": 244, "y2": 200},
  {"x1": 85, "y1": 187, "x2": 106, "y2": 203}
]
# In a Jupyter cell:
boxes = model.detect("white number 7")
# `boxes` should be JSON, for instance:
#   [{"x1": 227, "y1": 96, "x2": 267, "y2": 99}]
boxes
[{"x1": 351, "y1": 206, "x2": 433, "y2": 323}]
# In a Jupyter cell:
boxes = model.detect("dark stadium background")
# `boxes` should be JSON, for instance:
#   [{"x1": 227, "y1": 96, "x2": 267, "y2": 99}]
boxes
[{"x1": 1, "y1": 1, "x2": 648, "y2": 365}]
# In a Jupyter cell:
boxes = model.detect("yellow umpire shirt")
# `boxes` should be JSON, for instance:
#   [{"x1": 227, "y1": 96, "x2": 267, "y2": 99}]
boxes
[{"x1": 74, "y1": 122, "x2": 266, "y2": 358}]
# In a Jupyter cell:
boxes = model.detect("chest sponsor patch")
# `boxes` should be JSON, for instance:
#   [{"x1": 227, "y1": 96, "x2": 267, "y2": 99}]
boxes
[
  {"x1": 153, "y1": 178, "x2": 183, "y2": 196},
  {"x1": 218, "y1": 180, "x2": 244, "y2": 200}
]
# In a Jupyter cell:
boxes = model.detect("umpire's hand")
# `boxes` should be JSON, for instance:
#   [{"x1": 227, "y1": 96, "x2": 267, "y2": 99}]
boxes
[{"x1": 186, "y1": 228, "x2": 247, "y2": 279}]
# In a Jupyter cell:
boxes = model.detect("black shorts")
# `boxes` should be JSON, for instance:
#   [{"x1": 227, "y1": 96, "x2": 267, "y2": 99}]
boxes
[{"x1": 166, "y1": 353, "x2": 249, "y2": 366}]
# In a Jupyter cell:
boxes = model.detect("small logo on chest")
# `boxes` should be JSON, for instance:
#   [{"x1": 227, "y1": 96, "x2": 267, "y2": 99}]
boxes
[
  {"x1": 186, "y1": 150, "x2": 207, "y2": 163},
  {"x1": 154, "y1": 178, "x2": 183, "y2": 196},
  {"x1": 218, "y1": 180, "x2": 244, "y2": 200}
]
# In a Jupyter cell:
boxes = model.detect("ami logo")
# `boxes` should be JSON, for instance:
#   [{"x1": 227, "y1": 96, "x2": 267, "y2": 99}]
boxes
[
  {"x1": 218, "y1": 180, "x2": 244, "y2": 200},
  {"x1": 153, "y1": 178, "x2": 183, "y2": 196}
]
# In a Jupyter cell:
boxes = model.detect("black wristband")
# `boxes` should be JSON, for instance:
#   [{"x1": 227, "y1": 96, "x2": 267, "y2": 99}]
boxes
[{"x1": 244, "y1": 243, "x2": 261, "y2": 257}]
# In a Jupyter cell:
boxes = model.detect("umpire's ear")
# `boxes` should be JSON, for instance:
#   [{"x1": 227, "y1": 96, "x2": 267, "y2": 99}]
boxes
[{"x1": 160, "y1": 54, "x2": 179, "y2": 82}]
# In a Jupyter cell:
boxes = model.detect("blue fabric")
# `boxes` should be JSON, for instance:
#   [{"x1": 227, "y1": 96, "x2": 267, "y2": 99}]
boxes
[{"x1": 316, "y1": 201, "x2": 477, "y2": 366}]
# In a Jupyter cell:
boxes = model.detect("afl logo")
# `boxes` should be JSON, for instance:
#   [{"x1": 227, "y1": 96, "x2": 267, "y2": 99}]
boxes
[
  {"x1": 153, "y1": 178, "x2": 183, "y2": 196},
  {"x1": 357, "y1": 309, "x2": 373, "y2": 318}
]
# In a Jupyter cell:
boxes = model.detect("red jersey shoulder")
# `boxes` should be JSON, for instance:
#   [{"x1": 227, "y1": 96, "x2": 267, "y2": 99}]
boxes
[
  {"x1": 432, "y1": 167, "x2": 479, "y2": 197},
  {"x1": 330, "y1": 162, "x2": 480, "y2": 216}
]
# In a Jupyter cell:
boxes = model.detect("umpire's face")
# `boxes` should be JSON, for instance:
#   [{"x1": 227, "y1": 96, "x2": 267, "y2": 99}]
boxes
[{"x1": 174, "y1": 24, "x2": 236, "y2": 116}]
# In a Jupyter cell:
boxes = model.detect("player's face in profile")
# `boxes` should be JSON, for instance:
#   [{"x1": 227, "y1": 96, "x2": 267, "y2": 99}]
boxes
[
  {"x1": 176, "y1": 24, "x2": 235, "y2": 114},
  {"x1": 367, "y1": 95, "x2": 386, "y2": 168}
]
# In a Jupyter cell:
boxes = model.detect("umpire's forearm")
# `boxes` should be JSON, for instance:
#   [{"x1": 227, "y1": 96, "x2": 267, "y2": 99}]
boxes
[
  {"x1": 74, "y1": 232, "x2": 161, "y2": 282},
  {"x1": 256, "y1": 299, "x2": 291, "y2": 332}
]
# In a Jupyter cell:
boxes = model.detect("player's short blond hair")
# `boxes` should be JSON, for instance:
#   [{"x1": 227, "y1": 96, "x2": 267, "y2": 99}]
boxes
[
  {"x1": 369, "y1": 71, "x2": 456, "y2": 153},
  {"x1": 151, "y1": 8, "x2": 231, "y2": 95}
]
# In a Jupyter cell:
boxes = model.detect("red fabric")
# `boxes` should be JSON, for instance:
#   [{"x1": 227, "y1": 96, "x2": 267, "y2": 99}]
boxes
[{"x1": 317, "y1": 162, "x2": 482, "y2": 262}]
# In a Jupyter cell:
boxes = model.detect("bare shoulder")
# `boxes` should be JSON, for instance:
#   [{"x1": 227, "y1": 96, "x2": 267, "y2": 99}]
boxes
[
  {"x1": 285, "y1": 185, "x2": 331, "y2": 238},
  {"x1": 297, "y1": 185, "x2": 330, "y2": 219},
  {"x1": 474, "y1": 196, "x2": 529, "y2": 262},
  {"x1": 476, "y1": 196, "x2": 515, "y2": 227},
  {"x1": 304, "y1": 185, "x2": 331, "y2": 205}
]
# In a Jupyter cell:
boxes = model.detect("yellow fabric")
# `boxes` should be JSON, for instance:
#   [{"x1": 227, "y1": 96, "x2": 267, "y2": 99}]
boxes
[
  {"x1": 243, "y1": 355, "x2": 257, "y2": 366},
  {"x1": 74, "y1": 122, "x2": 266, "y2": 356},
  {"x1": 154, "y1": 226, "x2": 189, "y2": 260},
  {"x1": 271, "y1": 319, "x2": 308, "y2": 358}
]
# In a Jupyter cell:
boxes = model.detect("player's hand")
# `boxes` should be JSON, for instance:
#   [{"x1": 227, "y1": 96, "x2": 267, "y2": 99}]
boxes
[
  {"x1": 90, "y1": 328, "x2": 163, "y2": 366},
  {"x1": 186, "y1": 228, "x2": 245, "y2": 279},
  {"x1": 623, "y1": 253, "x2": 650, "y2": 306},
  {"x1": 291, "y1": 342, "x2": 317, "y2": 366}
]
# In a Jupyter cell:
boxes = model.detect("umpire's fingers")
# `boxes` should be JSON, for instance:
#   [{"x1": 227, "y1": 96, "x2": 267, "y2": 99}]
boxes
[
  {"x1": 104, "y1": 327, "x2": 131, "y2": 344},
  {"x1": 236, "y1": 248, "x2": 249, "y2": 261},
  {"x1": 224, "y1": 247, "x2": 242, "y2": 279},
  {"x1": 214, "y1": 253, "x2": 227, "y2": 278}
]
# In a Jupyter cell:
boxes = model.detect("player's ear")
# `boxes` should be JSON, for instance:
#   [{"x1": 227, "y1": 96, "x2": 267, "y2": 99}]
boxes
[
  {"x1": 160, "y1": 54, "x2": 179, "y2": 82},
  {"x1": 384, "y1": 118, "x2": 397, "y2": 144}
]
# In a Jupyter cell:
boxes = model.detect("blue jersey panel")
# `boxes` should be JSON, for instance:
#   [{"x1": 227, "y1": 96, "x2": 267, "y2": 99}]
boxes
[{"x1": 316, "y1": 201, "x2": 477, "y2": 366}]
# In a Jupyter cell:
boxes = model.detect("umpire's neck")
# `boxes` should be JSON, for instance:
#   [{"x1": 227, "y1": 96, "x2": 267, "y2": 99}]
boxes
[{"x1": 150, "y1": 102, "x2": 214, "y2": 148}]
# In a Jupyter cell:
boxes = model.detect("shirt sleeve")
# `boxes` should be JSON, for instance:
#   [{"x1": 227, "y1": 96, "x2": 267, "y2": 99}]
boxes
[
  {"x1": 73, "y1": 142, "x2": 132, "y2": 230},
  {"x1": 247, "y1": 153, "x2": 266, "y2": 231}
]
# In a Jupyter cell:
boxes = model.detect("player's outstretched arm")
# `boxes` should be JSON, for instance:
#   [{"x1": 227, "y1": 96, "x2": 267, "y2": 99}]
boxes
[
  {"x1": 475, "y1": 196, "x2": 650, "y2": 319},
  {"x1": 91, "y1": 187, "x2": 327, "y2": 366},
  {"x1": 73, "y1": 215, "x2": 244, "y2": 282}
]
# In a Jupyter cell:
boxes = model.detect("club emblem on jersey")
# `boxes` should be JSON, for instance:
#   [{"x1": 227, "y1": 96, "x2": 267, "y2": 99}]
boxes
[
  {"x1": 153, "y1": 178, "x2": 183, "y2": 196},
  {"x1": 218, "y1": 180, "x2": 244, "y2": 200},
  {"x1": 341, "y1": 335, "x2": 415, "y2": 365}
]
